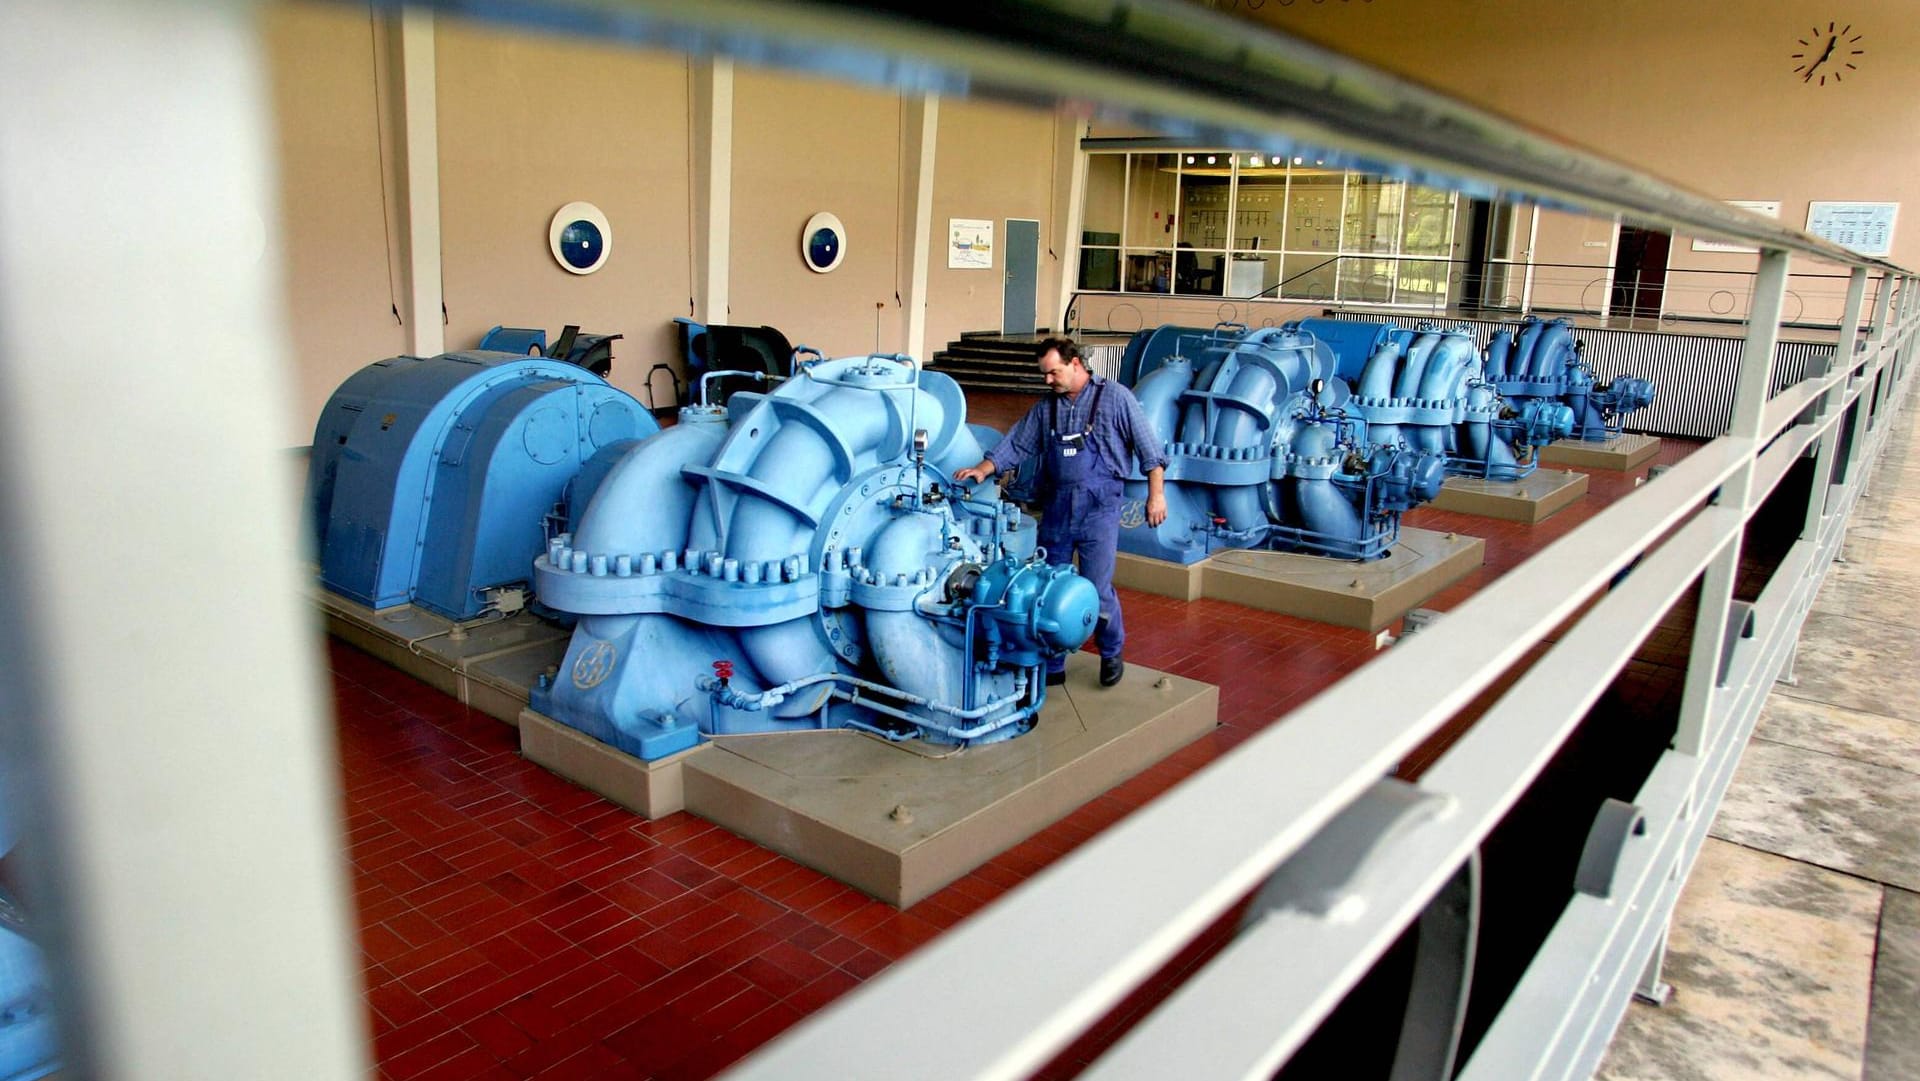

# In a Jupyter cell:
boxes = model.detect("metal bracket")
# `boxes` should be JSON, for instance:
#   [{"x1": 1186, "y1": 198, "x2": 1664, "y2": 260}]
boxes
[{"x1": 1574, "y1": 798, "x2": 1646, "y2": 899}]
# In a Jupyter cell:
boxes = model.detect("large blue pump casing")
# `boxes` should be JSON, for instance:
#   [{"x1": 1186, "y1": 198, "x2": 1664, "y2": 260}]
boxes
[
  {"x1": 530, "y1": 356, "x2": 1098, "y2": 759},
  {"x1": 1117, "y1": 324, "x2": 1446, "y2": 563},
  {"x1": 1485, "y1": 316, "x2": 1657, "y2": 441},
  {"x1": 307, "y1": 351, "x2": 658, "y2": 619},
  {"x1": 1294, "y1": 316, "x2": 1575, "y2": 481}
]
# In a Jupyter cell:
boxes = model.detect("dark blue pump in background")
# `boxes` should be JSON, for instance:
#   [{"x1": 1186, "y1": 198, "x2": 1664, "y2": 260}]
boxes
[
  {"x1": 1485, "y1": 316, "x2": 1656, "y2": 442},
  {"x1": 1115, "y1": 323, "x2": 1447, "y2": 563},
  {"x1": 1293, "y1": 316, "x2": 1576, "y2": 482}
]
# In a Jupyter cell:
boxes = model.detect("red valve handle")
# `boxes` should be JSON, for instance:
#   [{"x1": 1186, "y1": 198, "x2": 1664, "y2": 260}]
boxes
[{"x1": 712, "y1": 659, "x2": 734, "y2": 682}]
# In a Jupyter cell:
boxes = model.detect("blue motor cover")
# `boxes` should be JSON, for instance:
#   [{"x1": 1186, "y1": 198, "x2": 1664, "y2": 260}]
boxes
[{"x1": 307, "y1": 351, "x2": 657, "y2": 619}]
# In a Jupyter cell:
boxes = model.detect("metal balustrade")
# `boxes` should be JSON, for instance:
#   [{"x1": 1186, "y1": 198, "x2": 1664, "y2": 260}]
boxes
[{"x1": 0, "y1": 1, "x2": 1912, "y2": 1078}]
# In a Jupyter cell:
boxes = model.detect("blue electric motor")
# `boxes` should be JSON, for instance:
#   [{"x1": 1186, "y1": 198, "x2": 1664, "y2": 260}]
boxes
[
  {"x1": 531, "y1": 353, "x2": 1099, "y2": 760},
  {"x1": 306, "y1": 351, "x2": 658, "y2": 619},
  {"x1": 1487, "y1": 316, "x2": 1657, "y2": 441},
  {"x1": 1115, "y1": 323, "x2": 1447, "y2": 563}
]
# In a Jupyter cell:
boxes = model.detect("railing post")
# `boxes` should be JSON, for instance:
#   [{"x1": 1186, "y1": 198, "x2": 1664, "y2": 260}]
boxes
[
  {"x1": 1674, "y1": 248, "x2": 1789, "y2": 758},
  {"x1": 0, "y1": 1, "x2": 369, "y2": 1076},
  {"x1": 1802, "y1": 267, "x2": 1870, "y2": 540}
]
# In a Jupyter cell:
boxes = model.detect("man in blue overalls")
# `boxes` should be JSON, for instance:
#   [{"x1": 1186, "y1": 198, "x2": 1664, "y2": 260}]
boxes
[{"x1": 956, "y1": 337, "x2": 1167, "y2": 686}]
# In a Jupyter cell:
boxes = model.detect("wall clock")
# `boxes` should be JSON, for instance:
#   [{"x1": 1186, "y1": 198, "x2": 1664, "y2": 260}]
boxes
[{"x1": 1791, "y1": 22, "x2": 1864, "y2": 86}]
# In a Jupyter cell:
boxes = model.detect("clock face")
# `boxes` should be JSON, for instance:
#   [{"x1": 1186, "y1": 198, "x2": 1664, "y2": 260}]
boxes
[{"x1": 1792, "y1": 22, "x2": 1864, "y2": 86}]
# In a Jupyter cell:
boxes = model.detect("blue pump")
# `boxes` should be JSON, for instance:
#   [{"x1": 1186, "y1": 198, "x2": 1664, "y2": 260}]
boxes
[
  {"x1": 1115, "y1": 323, "x2": 1447, "y2": 563},
  {"x1": 308, "y1": 349, "x2": 1097, "y2": 760},
  {"x1": 529, "y1": 353, "x2": 1099, "y2": 759},
  {"x1": 1488, "y1": 316, "x2": 1656, "y2": 441},
  {"x1": 1292, "y1": 316, "x2": 1576, "y2": 482},
  {"x1": 306, "y1": 351, "x2": 659, "y2": 619}
]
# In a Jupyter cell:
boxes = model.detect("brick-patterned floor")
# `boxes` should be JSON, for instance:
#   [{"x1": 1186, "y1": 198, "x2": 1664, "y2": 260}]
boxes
[{"x1": 336, "y1": 408, "x2": 1703, "y2": 1080}]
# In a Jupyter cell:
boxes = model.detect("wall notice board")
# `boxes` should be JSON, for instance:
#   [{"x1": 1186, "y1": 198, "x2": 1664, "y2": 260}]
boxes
[{"x1": 1805, "y1": 202, "x2": 1898, "y2": 257}]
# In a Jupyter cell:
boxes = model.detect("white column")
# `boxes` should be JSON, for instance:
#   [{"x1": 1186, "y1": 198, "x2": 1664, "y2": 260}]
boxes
[
  {"x1": 1053, "y1": 116, "x2": 1091, "y2": 333},
  {"x1": 395, "y1": 6, "x2": 443, "y2": 356},
  {"x1": 0, "y1": 1, "x2": 368, "y2": 1076},
  {"x1": 900, "y1": 94, "x2": 939, "y2": 362},
  {"x1": 692, "y1": 57, "x2": 733, "y2": 325}
]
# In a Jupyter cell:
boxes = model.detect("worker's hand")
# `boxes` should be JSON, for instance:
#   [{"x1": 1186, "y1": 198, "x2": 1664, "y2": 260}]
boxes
[
  {"x1": 954, "y1": 461, "x2": 995, "y2": 484},
  {"x1": 1145, "y1": 492, "x2": 1168, "y2": 528}
]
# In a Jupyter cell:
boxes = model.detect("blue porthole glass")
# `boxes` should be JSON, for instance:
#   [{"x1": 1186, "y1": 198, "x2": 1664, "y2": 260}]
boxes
[
  {"x1": 559, "y1": 219, "x2": 604, "y2": 271},
  {"x1": 808, "y1": 228, "x2": 837, "y2": 266},
  {"x1": 801, "y1": 212, "x2": 847, "y2": 273},
  {"x1": 549, "y1": 201, "x2": 612, "y2": 275}
]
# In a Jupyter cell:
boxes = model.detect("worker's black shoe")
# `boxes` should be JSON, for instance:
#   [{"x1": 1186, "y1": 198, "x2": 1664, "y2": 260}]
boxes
[
  {"x1": 1099, "y1": 656, "x2": 1125, "y2": 686},
  {"x1": 1045, "y1": 669, "x2": 1068, "y2": 687}
]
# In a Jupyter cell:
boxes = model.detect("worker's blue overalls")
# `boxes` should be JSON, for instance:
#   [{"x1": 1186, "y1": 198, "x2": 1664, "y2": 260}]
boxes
[{"x1": 1037, "y1": 382, "x2": 1123, "y2": 675}]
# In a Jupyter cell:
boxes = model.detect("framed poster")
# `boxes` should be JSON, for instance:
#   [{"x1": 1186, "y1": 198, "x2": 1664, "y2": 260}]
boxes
[
  {"x1": 1806, "y1": 201, "x2": 1899, "y2": 257},
  {"x1": 1691, "y1": 200, "x2": 1780, "y2": 254},
  {"x1": 948, "y1": 218, "x2": 993, "y2": 269}
]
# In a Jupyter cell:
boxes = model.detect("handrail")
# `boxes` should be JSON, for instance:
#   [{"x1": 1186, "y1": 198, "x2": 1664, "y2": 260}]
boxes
[
  {"x1": 724, "y1": 305, "x2": 1915, "y2": 1081},
  {"x1": 378, "y1": 3, "x2": 1915, "y2": 1079}
]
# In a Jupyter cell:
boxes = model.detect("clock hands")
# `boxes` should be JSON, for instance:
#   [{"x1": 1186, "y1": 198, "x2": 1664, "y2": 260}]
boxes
[{"x1": 1804, "y1": 35, "x2": 1838, "y2": 81}]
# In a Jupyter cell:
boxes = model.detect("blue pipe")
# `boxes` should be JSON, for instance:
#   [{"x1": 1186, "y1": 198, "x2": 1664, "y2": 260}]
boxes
[{"x1": 1485, "y1": 331, "x2": 1514, "y2": 382}]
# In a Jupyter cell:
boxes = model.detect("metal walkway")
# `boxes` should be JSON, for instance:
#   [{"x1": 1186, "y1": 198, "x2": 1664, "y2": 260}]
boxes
[{"x1": 1600, "y1": 411, "x2": 1920, "y2": 1081}]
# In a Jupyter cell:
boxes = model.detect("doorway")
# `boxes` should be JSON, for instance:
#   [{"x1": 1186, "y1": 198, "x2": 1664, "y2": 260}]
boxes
[
  {"x1": 1003, "y1": 218, "x2": 1040, "y2": 335},
  {"x1": 1610, "y1": 225, "x2": 1670, "y2": 322}
]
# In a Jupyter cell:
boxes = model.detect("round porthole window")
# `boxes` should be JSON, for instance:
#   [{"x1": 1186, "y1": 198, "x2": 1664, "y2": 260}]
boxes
[
  {"x1": 549, "y1": 201, "x2": 612, "y2": 275},
  {"x1": 802, "y1": 211, "x2": 847, "y2": 274}
]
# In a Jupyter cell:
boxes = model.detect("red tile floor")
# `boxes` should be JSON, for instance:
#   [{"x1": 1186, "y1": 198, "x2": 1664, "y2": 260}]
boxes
[{"x1": 336, "y1": 420, "x2": 1702, "y2": 1080}]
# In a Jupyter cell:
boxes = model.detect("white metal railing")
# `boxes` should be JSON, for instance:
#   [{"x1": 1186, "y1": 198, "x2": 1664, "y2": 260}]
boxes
[
  {"x1": 727, "y1": 269, "x2": 1916, "y2": 1081},
  {"x1": 2, "y1": 2, "x2": 1913, "y2": 1079}
]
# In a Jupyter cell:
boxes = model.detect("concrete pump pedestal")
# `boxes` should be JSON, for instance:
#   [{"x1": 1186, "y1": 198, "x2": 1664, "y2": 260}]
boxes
[
  {"x1": 519, "y1": 708, "x2": 698, "y2": 819},
  {"x1": 318, "y1": 590, "x2": 567, "y2": 725},
  {"x1": 1114, "y1": 526, "x2": 1483, "y2": 631},
  {"x1": 509, "y1": 656, "x2": 1217, "y2": 907},
  {"x1": 1431, "y1": 469, "x2": 1590, "y2": 523},
  {"x1": 676, "y1": 653, "x2": 1216, "y2": 907},
  {"x1": 1540, "y1": 432, "x2": 1661, "y2": 471}
]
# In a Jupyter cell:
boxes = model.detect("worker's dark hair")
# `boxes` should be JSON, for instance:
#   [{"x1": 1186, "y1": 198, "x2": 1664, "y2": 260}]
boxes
[{"x1": 1036, "y1": 336, "x2": 1083, "y2": 367}]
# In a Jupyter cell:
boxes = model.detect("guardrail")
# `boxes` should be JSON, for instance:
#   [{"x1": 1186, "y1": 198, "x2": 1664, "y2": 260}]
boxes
[
  {"x1": 726, "y1": 261, "x2": 1917, "y2": 1081},
  {"x1": 5, "y1": 1, "x2": 1911, "y2": 1077}
]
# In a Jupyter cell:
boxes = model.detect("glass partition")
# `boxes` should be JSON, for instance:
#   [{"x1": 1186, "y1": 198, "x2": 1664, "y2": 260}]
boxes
[{"x1": 1076, "y1": 149, "x2": 1464, "y2": 308}]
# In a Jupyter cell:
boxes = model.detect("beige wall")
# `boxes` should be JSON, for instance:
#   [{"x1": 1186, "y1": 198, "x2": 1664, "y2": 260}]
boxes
[
  {"x1": 435, "y1": 20, "x2": 690, "y2": 408},
  {"x1": 263, "y1": 2, "x2": 406, "y2": 444},
  {"x1": 728, "y1": 69, "x2": 905, "y2": 358},
  {"x1": 1528, "y1": 209, "x2": 1618, "y2": 314},
  {"x1": 1238, "y1": 0, "x2": 1920, "y2": 275},
  {"x1": 926, "y1": 97, "x2": 1060, "y2": 350}
]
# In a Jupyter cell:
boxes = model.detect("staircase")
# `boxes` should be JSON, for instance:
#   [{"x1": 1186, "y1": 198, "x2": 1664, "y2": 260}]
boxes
[{"x1": 928, "y1": 332, "x2": 1047, "y2": 394}]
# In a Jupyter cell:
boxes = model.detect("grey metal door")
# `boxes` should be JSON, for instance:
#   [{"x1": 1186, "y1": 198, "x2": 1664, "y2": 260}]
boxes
[{"x1": 1003, "y1": 219, "x2": 1039, "y2": 335}]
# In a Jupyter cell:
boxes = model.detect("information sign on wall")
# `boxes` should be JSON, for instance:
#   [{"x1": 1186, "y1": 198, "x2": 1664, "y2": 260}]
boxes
[
  {"x1": 1691, "y1": 200, "x2": 1780, "y2": 254},
  {"x1": 948, "y1": 218, "x2": 993, "y2": 269},
  {"x1": 1805, "y1": 201, "x2": 1899, "y2": 257}
]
